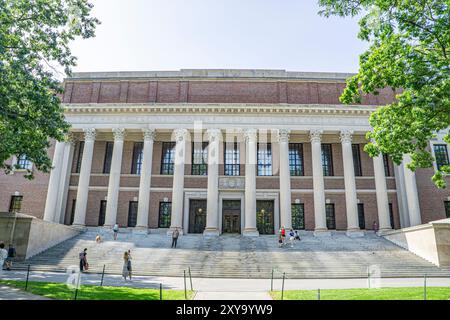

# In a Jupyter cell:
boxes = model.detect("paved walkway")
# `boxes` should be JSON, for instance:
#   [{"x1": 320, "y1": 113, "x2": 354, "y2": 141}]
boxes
[
  {"x1": 0, "y1": 285, "x2": 49, "y2": 300},
  {"x1": 2, "y1": 270, "x2": 450, "y2": 292},
  {"x1": 194, "y1": 291, "x2": 273, "y2": 300}
]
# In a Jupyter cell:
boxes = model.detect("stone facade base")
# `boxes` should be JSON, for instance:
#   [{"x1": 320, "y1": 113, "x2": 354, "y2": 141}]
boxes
[
  {"x1": 132, "y1": 227, "x2": 149, "y2": 235},
  {"x1": 167, "y1": 227, "x2": 184, "y2": 236},
  {"x1": 243, "y1": 228, "x2": 259, "y2": 237},
  {"x1": 313, "y1": 229, "x2": 331, "y2": 237},
  {"x1": 203, "y1": 228, "x2": 220, "y2": 236}
]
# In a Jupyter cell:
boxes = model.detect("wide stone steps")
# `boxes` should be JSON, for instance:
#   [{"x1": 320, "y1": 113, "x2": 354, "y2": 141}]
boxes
[{"x1": 12, "y1": 230, "x2": 450, "y2": 279}]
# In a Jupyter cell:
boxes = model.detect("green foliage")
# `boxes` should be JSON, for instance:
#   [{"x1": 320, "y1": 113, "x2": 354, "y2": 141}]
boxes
[
  {"x1": 0, "y1": 0, "x2": 99, "y2": 178},
  {"x1": 318, "y1": 0, "x2": 450, "y2": 188}
]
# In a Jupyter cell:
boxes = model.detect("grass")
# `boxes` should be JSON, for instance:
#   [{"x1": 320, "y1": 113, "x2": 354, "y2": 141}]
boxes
[
  {"x1": 270, "y1": 287, "x2": 450, "y2": 300},
  {"x1": 0, "y1": 280, "x2": 194, "y2": 300}
]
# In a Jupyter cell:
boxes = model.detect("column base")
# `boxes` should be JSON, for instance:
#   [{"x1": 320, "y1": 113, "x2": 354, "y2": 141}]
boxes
[
  {"x1": 313, "y1": 228, "x2": 331, "y2": 237},
  {"x1": 71, "y1": 224, "x2": 87, "y2": 232},
  {"x1": 203, "y1": 228, "x2": 220, "y2": 236},
  {"x1": 346, "y1": 229, "x2": 365, "y2": 237},
  {"x1": 243, "y1": 228, "x2": 259, "y2": 237},
  {"x1": 376, "y1": 228, "x2": 393, "y2": 236}
]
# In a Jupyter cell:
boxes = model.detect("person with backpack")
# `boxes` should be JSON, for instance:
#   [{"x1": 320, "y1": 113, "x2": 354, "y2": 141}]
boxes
[
  {"x1": 171, "y1": 228, "x2": 180, "y2": 248},
  {"x1": 5, "y1": 243, "x2": 16, "y2": 270},
  {"x1": 0, "y1": 243, "x2": 8, "y2": 273},
  {"x1": 79, "y1": 248, "x2": 88, "y2": 272},
  {"x1": 122, "y1": 251, "x2": 132, "y2": 281},
  {"x1": 294, "y1": 230, "x2": 301, "y2": 241},
  {"x1": 281, "y1": 226, "x2": 286, "y2": 246},
  {"x1": 289, "y1": 229, "x2": 295, "y2": 248},
  {"x1": 113, "y1": 223, "x2": 119, "y2": 240}
]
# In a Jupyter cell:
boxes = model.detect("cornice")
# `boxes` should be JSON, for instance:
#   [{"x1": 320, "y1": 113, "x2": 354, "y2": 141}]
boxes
[{"x1": 63, "y1": 103, "x2": 377, "y2": 116}]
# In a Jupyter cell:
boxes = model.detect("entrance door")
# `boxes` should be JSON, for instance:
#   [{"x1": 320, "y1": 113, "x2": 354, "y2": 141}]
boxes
[
  {"x1": 222, "y1": 200, "x2": 241, "y2": 233},
  {"x1": 189, "y1": 199, "x2": 207, "y2": 233},
  {"x1": 256, "y1": 200, "x2": 275, "y2": 234}
]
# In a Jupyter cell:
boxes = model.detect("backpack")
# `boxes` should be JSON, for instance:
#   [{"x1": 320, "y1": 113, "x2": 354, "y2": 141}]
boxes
[
  {"x1": 79, "y1": 252, "x2": 85, "y2": 260},
  {"x1": 8, "y1": 247, "x2": 16, "y2": 258}
]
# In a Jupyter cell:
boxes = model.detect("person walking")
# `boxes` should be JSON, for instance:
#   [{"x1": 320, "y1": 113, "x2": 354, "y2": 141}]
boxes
[
  {"x1": 113, "y1": 223, "x2": 119, "y2": 240},
  {"x1": 289, "y1": 229, "x2": 295, "y2": 248},
  {"x1": 79, "y1": 248, "x2": 88, "y2": 272},
  {"x1": 281, "y1": 226, "x2": 286, "y2": 246},
  {"x1": 171, "y1": 228, "x2": 180, "y2": 248},
  {"x1": 294, "y1": 230, "x2": 301, "y2": 241},
  {"x1": 95, "y1": 234, "x2": 102, "y2": 243},
  {"x1": 278, "y1": 232, "x2": 283, "y2": 248},
  {"x1": 0, "y1": 243, "x2": 8, "y2": 273},
  {"x1": 5, "y1": 244, "x2": 16, "y2": 270},
  {"x1": 122, "y1": 251, "x2": 132, "y2": 281}
]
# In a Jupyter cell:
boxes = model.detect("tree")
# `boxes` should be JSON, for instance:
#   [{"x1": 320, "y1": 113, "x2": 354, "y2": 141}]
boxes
[
  {"x1": 318, "y1": 0, "x2": 450, "y2": 188},
  {"x1": 0, "y1": 0, "x2": 99, "y2": 178}
]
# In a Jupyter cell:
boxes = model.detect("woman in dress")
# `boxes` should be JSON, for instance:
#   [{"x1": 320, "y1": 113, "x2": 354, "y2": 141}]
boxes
[{"x1": 122, "y1": 251, "x2": 130, "y2": 281}]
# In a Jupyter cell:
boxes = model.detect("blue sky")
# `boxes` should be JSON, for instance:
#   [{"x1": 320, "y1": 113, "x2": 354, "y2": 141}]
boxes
[{"x1": 70, "y1": 0, "x2": 368, "y2": 73}]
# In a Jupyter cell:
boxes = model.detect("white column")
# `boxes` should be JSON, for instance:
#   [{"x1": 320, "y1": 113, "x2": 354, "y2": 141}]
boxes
[
  {"x1": 55, "y1": 137, "x2": 76, "y2": 224},
  {"x1": 310, "y1": 130, "x2": 329, "y2": 235},
  {"x1": 340, "y1": 130, "x2": 362, "y2": 236},
  {"x1": 403, "y1": 154, "x2": 422, "y2": 226},
  {"x1": 43, "y1": 140, "x2": 66, "y2": 222},
  {"x1": 243, "y1": 128, "x2": 259, "y2": 236},
  {"x1": 394, "y1": 162, "x2": 410, "y2": 227},
  {"x1": 169, "y1": 128, "x2": 189, "y2": 235},
  {"x1": 72, "y1": 128, "x2": 96, "y2": 226},
  {"x1": 373, "y1": 154, "x2": 392, "y2": 233},
  {"x1": 104, "y1": 128, "x2": 125, "y2": 227},
  {"x1": 278, "y1": 129, "x2": 292, "y2": 229},
  {"x1": 204, "y1": 129, "x2": 221, "y2": 236},
  {"x1": 135, "y1": 129, "x2": 156, "y2": 230}
]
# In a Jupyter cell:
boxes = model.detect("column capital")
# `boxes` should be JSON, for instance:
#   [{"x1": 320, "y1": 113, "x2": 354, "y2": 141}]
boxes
[
  {"x1": 142, "y1": 128, "x2": 156, "y2": 141},
  {"x1": 206, "y1": 129, "x2": 222, "y2": 142},
  {"x1": 339, "y1": 130, "x2": 354, "y2": 144},
  {"x1": 83, "y1": 128, "x2": 96, "y2": 142},
  {"x1": 243, "y1": 128, "x2": 257, "y2": 142},
  {"x1": 64, "y1": 132, "x2": 78, "y2": 146},
  {"x1": 277, "y1": 129, "x2": 291, "y2": 143},
  {"x1": 174, "y1": 128, "x2": 189, "y2": 142},
  {"x1": 309, "y1": 129, "x2": 323, "y2": 143},
  {"x1": 112, "y1": 128, "x2": 126, "y2": 141}
]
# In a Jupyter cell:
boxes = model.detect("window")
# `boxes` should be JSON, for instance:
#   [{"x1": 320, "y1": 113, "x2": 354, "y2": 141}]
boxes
[
  {"x1": 9, "y1": 196, "x2": 23, "y2": 213},
  {"x1": 289, "y1": 143, "x2": 304, "y2": 176},
  {"x1": 131, "y1": 142, "x2": 144, "y2": 175},
  {"x1": 98, "y1": 200, "x2": 107, "y2": 226},
  {"x1": 17, "y1": 155, "x2": 32, "y2": 170},
  {"x1": 161, "y1": 142, "x2": 176, "y2": 175},
  {"x1": 325, "y1": 204, "x2": 336, "y2": 229},
  {"x1": 352, "y1": 144, "x2": 362, "y2": 176},
  {"x1": 321, "y1": 144, "x2": 334, "y2": 176},
  {"x1": 127, "y1": 201, "x2": 138, "y2": 227},
  {"x1": 103, "y1": 142, "x2": 114, "y2": 174},
  {"x1": 357, "y1": 203, "x2": 365, "y2": 229},
  {"x1": 75, "y1": 141, "x2": 84, "y2": 173},
  {"x1": 291, "y1": 203, "x2": 305, "y2": 230},
  {"x1": 257, "y1": 143, "x2": 272, "y2": 176},
  {"x1": 224, "y1": 142, "x2": 240, "y2": 176},
  {"x1": 69, "y1": 199, "x2": 76, "y2": 225},
  {"x1": 389, "y1": 203, "x2": 395, "y2": 229},
  {"x1": 434, "y1": 144, "x2": 449, "y2": 171},
  {"x1": 444, "y1": 201, "x2": 450, "y2": 219},
  {"x1": 383, "y1": 154, "x2": 391, "y2": 176},
  {"x1": 159, "y1": 202, "x2": 172, "y2": 228},
  {"x1": 192, "y1": 142, "x2": 208, "y2": 175}
]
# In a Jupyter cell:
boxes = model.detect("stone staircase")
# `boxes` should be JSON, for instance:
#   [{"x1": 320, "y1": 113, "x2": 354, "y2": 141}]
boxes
[{"x1": 12, "y1": 229, "x2": 450, "y2": 279}]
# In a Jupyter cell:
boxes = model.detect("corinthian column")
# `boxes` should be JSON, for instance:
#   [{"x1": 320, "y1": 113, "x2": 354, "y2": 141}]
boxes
[
  {"x1": 310, "y1": 130, "x2": 329, "y2": 236},
  {"x1": 72, "y1": 128, "x2": 96, "y2": 226},
  {"x1": 169, "y1": 128, "x2": 189, "y2": 235},
  {"x1": 340, "y1": 130, "x2": 363, "y2": 237},
  {"x1": 204, "y1": 129, "x2": 221, "y2": 236},
  {"x1": 243, "y1": 128, "x2": 259, "y2": 236},
  {"x1": 104, "y1": 128, "x2": 126, "y2": 227},
  {"x1": 403, "y1": 154, "x2": 422, "y2": 226},
  {"x1": 373, "y1": 153, "x2": 392, "y2": 233},
  {"x1": 278, "y1": 129, "x2": 292, "y2": 229},
  {"x1": 135, "y1": 129, "x2": 156, "y2": 231}
]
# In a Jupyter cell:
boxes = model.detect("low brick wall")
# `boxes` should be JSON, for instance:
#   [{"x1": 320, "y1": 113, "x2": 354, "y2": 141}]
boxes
[
  {"x1": 383, "y1": 218, "x2": 450, "y2": 267},
  {"x1": 0, "y1": 212, "x2": 81, "y2": 260}
]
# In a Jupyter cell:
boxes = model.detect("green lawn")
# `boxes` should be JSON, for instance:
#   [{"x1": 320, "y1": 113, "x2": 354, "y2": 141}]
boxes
[
  {"x1": 0, "y1": 280, "x2": 194, "y2": 300},
  {"x1": 271, "y1": 287, "x2": 450, "y2": 300}
]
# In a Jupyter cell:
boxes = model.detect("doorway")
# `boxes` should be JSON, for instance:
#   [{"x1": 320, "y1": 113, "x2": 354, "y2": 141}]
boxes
[
  {"x1": 222, "y1": 200, "x2": 241, "y2": 234},
  {"x1": 256, "y1": 200, "x2": 275, "y2": 234},
  {"x1": 188, "y1": 199, "x2": 207, "y2": 233}
]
